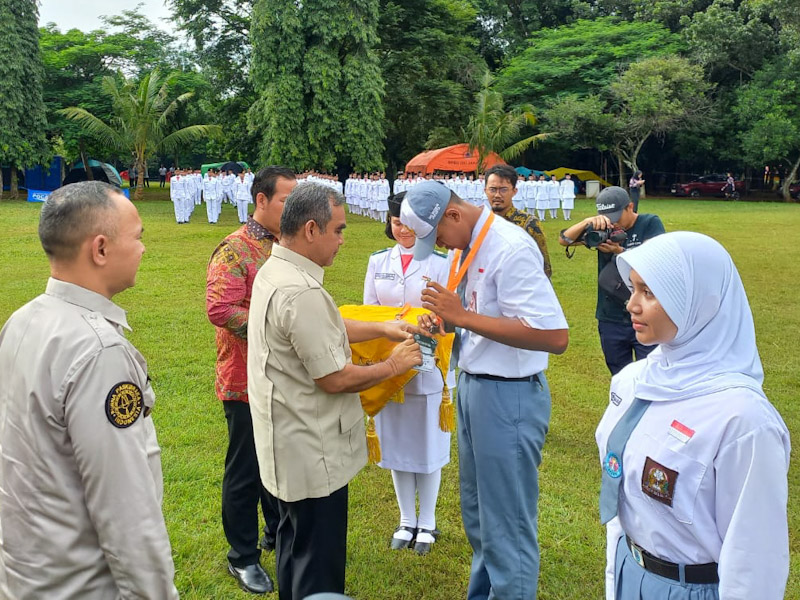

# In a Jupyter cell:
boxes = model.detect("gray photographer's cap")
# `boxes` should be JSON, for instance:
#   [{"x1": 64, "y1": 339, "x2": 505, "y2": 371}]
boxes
[
  {"x1": 400, "y1": 180, "x2": 451, "y2": 260},
  {"x1": 595, "y1": 186, "x2": 630, "y2": 223}
]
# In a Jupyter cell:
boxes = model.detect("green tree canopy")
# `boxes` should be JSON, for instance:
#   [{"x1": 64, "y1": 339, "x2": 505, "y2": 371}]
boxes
[
  {"x1": 250, "y1": 0, "x2": 385, "y2": 172},
  {"x1": 736, "y1": 56, "x2": 800, "y2": 201},
  {"x1": 465, "y1": 72, "x2": 548, "y2": 171},
  {"x1": 495, "y1": 17, "x2": 684, "y2": 107},
  {"x1": 379, "y1": 0, "x2": 485, "y2": 174},
  {"x1": 680, "y1": 0, "x2": 779, "y2": 82},
  {"x1": 544, "y1": 55, "x2": 712, "y2": 186},
  {"x1": 0, "y1": 0, "x2": 49, "y2": 197}
]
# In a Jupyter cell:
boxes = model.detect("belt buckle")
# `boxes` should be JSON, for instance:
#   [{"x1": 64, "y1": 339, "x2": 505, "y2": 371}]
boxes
[{"x1": 630, "y1": 541, "x2": 645, "y2": 568}]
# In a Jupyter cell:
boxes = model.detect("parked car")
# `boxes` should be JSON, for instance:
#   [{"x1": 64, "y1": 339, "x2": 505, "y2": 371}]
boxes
[
  {"x1": 670, "y1": 174, "x2": 745, "y2": 198},
  {"x1": 775, "y1": 182, "x2": 800, "y2": 199}
]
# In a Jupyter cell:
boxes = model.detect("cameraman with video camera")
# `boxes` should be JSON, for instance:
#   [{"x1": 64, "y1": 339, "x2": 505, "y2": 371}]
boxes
[{"x1": 559, "y1": 186, "x2": 665, "y2": 375}]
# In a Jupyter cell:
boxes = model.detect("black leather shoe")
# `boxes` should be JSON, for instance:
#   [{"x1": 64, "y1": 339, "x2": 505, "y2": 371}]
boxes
[
  {"x1": 389, "y1": 526, "x2": 417, "y2": 550},
  {"x1": 413, "y1": 528, "x2": 436, "y2": 555},
  {"x1": 228, "y1": 561, "x2": 273, "y2": 594},
  {"x1": 259, "y1": 535, "x2": 276, "y2": 553}
]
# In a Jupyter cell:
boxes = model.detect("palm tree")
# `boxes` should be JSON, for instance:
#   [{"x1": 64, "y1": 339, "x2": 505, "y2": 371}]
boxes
[
  {"x1": 466, "y1": 72, "x2": 549, "y2": 172},
  {"x1": 60, "y1": 69, "x2": 221, "y2": 201}
]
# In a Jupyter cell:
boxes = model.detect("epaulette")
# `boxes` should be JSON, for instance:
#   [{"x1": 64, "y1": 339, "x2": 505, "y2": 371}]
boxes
[
  {"x1": 433, "y1": 249, "x2": 448, "y2": 258},
  {"x1": 371, "y1": 248, "x2": 391, "y2": 256}
]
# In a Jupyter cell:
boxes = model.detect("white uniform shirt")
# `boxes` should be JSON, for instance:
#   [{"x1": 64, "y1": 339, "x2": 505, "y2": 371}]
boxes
[
  {"x1": 234, "y1": 177, "x2": 251, "y2": 202},
  {"x1": 457, "y1": 207, "x2": 568, "y2": 377},
  {"x1": 596, "y1": 360, "x2": 790, "y2": 600},
  {"x1": 363, "y1": 246, "x2": 455, "y2": 394}
]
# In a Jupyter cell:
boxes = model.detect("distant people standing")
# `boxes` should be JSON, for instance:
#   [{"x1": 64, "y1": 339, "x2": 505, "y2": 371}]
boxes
[
  {"x1": 143, "y1": 165, "x2": 151, "y2": 188},
  {"x1": 159, "y1": 165, "x2": 167, "y2": 187},
  {"x1": 548, "y1": 175, "x2": 560, "y2": 220},
  {"x1": 763, "y1": 165, "x2": 771, "y2": 188},
  {"x1": 559, "y1": 174, "x2": 576, "y2": 221},
  {"x1": 628, "y1": 170, "x2": 644, "y2": 212},
  {"x1": 130, "y1": 165, "x2": 138, "y2": 189}
]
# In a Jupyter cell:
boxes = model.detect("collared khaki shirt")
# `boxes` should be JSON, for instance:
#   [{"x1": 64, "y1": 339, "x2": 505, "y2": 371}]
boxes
[
  {"x1": 0, "y1": 279, "x2": 178, "y2": 600},
  {"x1": 248, "y1": 245, "x2": 367, "y2": 502}
]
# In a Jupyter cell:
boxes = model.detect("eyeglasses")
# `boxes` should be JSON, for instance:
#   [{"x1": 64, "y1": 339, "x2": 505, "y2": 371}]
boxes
[{"x1": 486, "y1": 187, "x2": 511, "y2": 195}]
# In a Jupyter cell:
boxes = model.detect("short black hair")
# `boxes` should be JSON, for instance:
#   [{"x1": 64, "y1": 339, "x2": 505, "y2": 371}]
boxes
[
  {"x1": 281, "y1": 183, "x2": 345, "y2": 238},
  {"x1": 251, "y1": 166, "x2": 296, "y2": 203},
  {"x1": 484, "y1": 164, "x2": 518, "y2": 188},
  {"x1": 39, "y1": 181, "x2": 121, "y2": 261}
]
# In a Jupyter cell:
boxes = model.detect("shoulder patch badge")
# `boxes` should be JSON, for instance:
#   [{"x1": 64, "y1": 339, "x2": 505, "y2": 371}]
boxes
[
  {"x1": 105, "y1": 382, "x2": 144, "y2": 428},
  {"x1": 371, "y1": 247, "x2": 390, "y2": 256},
  {"x1": 641, "y1": 456, "x2": 678, "y2": 506}
]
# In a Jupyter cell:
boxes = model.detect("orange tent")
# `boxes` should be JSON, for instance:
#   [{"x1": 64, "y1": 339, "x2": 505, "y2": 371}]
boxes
[{"x1": 404, "y1": 144, "x2": 507, "y2": 175}]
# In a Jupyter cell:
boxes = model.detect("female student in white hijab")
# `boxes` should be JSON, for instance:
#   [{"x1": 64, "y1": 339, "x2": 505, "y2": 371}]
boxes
[{"x1": 595, "y1": 231, "x2": 790, "y2": 600}]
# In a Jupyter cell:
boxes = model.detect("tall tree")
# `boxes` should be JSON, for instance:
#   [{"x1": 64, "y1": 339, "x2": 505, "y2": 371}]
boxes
[
  {"x1": 465, "y1": 72, "x2": 548, "y2": 172},
  {"x1": 544, "y1": 55, "x2": 712, "y2": 186},
  {"x1": 379, "y1": 0, "x2": 485, "y2": 175},
  {"x1": 60, "y1": 70, "x2": 221, "y2": 200},
  {"x1": 680, "y1": 0, "x2": 779, "y2": 83},
  {"x1": 736, "y1": 56, "x2": 800, "y2": 201},
  {"x1": 0, "y1": 0, "x2": 50, "y2": 198},
  {"x1": 250, "y1": 0, "x2": 385, "y2": 172},
  {"x1": 495, "y1": 17, "x2": 684, "y2": 108}
]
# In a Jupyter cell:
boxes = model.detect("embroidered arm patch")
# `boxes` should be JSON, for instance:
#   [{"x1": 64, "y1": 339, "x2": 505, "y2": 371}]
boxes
[{"x1": 105, "y1": 382, "x2": 144, "y2": 428}]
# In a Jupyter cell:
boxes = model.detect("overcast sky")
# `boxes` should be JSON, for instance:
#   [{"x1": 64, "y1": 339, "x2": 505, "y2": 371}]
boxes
[{"x1": 39, "y1": 0, "x2": 176, "y2": 33}]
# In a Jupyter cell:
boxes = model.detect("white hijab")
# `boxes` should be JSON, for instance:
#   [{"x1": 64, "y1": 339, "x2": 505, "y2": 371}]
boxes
[{"x1": 616, "y1": 231, "x2": 764, "y2": 402}]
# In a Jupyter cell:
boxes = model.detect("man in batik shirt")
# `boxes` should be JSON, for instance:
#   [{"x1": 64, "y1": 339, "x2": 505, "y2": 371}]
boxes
[
  {"x1": 484, "y1": 164, "x2": 552, "y2": 279},
  {"x1": 206, "y1": 166, "x2": 297, "y2": 595}
]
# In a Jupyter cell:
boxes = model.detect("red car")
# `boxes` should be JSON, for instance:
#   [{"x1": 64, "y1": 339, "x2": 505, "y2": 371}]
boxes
[
  {"x1": 775, "y1": 182, "x2": 800, "y2": 199},
  {"x1": 671, "y1": 174, "x2": 745, "y2": 198}
]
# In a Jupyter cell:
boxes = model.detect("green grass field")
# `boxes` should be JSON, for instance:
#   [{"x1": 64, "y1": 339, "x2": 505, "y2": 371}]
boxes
[{"x1": 1, "y1": 189, "x2": 798, "y2": 599}]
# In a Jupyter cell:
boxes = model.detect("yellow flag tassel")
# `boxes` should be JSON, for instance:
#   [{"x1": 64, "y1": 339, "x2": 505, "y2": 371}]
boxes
[
  {"x1": 366, "y1": 416, "x2": 382, "y2": 464},
  {"x1": 439, "y1": 385, "x2": 455, "y2": 433}
]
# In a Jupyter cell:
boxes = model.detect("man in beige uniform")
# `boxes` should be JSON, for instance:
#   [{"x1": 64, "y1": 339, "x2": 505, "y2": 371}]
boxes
[
  {"x1": 0, "y1": 181, "x2": 178, "y2": 599},
  {"x1": 248, "y1": 183, "x2": 422, "y2": 600}
]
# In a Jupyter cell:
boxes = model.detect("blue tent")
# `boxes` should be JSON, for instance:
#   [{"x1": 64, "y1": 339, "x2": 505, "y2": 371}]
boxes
[{"x1": 515, "y1": 166, "x2": 532, "y2": 177}]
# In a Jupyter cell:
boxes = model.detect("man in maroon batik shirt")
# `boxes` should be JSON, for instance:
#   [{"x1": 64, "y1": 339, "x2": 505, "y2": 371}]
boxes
[{"x1": 206, "y1": 166, "x2": 297, "y2": 595}]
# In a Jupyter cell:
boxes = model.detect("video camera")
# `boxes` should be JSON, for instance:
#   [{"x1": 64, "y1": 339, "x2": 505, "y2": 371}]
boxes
[{"x1": 582, "y1": 224, "x2": 627, "y2": 248}]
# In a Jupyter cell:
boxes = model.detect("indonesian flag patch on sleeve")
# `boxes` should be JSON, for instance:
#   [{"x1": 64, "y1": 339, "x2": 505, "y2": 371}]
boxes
[{"x1": 668, "y1": 420, "x2": 695, "y2": 444}]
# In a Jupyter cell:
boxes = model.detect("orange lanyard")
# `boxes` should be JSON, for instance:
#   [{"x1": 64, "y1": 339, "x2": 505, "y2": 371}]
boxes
[{"x1": 446, "y1": 213, "x2": 494, "y2": 292}]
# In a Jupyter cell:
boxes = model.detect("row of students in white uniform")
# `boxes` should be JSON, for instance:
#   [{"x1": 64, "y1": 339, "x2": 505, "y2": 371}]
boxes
[
  {"x1": 345, "y1": 172, "x2": 578, "y2": 223},
  {"x1": 344, "y1": 173, "x2": 392, "y2": 222},
  {"x1": 169, "y1": 169, "x2": 254, "y2": 224}
]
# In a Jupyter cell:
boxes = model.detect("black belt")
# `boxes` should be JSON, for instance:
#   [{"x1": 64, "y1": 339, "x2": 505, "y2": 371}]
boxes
[
  {"x1": 463, "y1": 371, "x2": 540, "y2": 384},
  {"x1": 626, "y1": 537, "x2": 719, "y2": 584}
]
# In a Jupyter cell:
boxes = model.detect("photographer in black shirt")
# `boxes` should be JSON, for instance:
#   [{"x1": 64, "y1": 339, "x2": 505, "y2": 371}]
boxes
[{"x1": 559, "y1": 186, "x2": 665, "y2": 375}]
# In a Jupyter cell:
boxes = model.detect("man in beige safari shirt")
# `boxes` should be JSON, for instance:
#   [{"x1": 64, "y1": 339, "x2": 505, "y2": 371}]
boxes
[
  {"x1": 248, "y1": 183, "x2": 422, "y2": 600},
  {"x1": 0, "y1": 182, "x2": 178, "y2": 599}
]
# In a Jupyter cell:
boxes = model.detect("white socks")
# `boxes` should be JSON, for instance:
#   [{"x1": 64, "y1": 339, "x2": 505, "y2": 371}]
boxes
[{"x1": 390, "y1": 469, "x2": 442, "y2": 539}]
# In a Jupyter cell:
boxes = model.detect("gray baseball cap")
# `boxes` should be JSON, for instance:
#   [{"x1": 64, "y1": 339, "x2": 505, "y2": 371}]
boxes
[
  {"x1": 399, "y1": 180, "x2": 451, "y2": 260},
  {"x1": 595, "y1": 186, "x2": 630, "y2": 223}
]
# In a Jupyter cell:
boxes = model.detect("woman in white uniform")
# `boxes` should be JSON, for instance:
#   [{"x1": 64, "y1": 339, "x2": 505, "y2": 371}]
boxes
[
  {"x1": 535, "y1": 175, "x2": 549, "y2": 221},
  {"x1": 596, "y1": 231, "x2": 790, "y2": 600},
  {"x1": 547, "y1": 174, "x2": 560, "y2": 219},
  {"x1": 363, "y1": 193, "x2": 454, "y2": 555},
  {"x1": 559, "y1": 174, "x2": 576, "y2": 221}
]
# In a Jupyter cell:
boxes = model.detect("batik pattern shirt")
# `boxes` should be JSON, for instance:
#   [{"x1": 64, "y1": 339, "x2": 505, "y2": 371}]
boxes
[
  {"x1": 503, "y1": 207, "x2": 553, "y2": 278},
  {"x1": 206, "y1": 217, "x2": 275, "y2": 402}
]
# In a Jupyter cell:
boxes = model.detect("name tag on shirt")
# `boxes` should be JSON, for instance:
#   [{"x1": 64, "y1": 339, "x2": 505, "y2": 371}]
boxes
[
  {"x1": 375, "y1": 273, "x2": 396, "y2": 280},
  {"x1": 413, "y1": 334, "x2": 437, "y2": 373}
]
